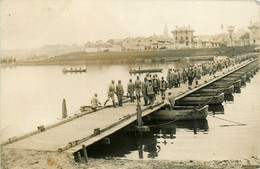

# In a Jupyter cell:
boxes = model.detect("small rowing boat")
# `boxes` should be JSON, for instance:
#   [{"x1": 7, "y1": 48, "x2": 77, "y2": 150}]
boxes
[
  {"x1": 150, "y1": 105, "x2": 208, "y2": 120},
  {"x1": 62, "y1": 68, "x2": 87, "y2": 73}
]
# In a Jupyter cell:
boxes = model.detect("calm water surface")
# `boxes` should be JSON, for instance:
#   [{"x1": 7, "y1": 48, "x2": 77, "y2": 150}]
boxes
[{"x1": 1, "y1": 61, "x2": 191, "y2": 141}]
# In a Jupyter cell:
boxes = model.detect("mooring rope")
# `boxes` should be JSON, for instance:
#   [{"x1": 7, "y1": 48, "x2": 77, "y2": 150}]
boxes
[{"x1": 209, "y1": 114, "x2": 246, "y2": 126}]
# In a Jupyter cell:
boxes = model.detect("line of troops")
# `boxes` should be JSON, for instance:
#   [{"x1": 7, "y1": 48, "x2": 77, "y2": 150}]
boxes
[{"x1": 91, "y1": 52, "x2": 259, "y2": 110}]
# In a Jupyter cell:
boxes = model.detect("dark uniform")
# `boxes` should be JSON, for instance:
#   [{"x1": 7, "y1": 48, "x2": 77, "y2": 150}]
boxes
[
  {"x1": 135, "y1": 76, "x2": 142, "y2": 102},
  {"x1": 127, "y1": 79, "x2": 135, "y2": 102},
  {"x1": 116, "y1": 80, "x2": 124, "y2": 106},
  {"x1": 159, "y1": 77, "x2": 168, "y2": 99}
]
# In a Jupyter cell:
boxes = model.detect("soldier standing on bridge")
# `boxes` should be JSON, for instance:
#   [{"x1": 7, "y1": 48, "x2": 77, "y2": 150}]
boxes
[
  {"x1": 182, "y1": 68, "x2": 188, "y2": 83},
  {"x1": 135, "y1": 76, "x2": 142, "y2": 102},
  {"x1": 116, "y1": 80, "x2": 124, "y2": 107},
  {"x1": 159, "y1": 76, "x2": 168, "y2": 100},
  {"x1": 152, "y1": 75, "x2": 159, "y2": 94},
  {"x1": 127, "y1": 79, "x2": 135, "y2": 102},
  {"x1": 147, "y1": 82, "x2": 155, "y2": 109},
  {"x1": 104, "y1": 80, "x2": 117, "y2": 108},
  {"x1": 187, "y1": 67, "x2": 194, "y2": 86},
  {"x1": 142, "y1": 77, "x2": 149, "y2": 106},
  {"x1": 176, "y1": 69, "x2": 181, "y2": 87},
  {"x1": 167, "y1": 69, "x2": 173, "y2": 89}
]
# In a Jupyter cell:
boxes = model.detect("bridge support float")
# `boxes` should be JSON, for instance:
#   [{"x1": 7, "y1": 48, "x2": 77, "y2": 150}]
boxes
[{"x1": 136, "y1": 102, "x2": 150, "y2": 133}]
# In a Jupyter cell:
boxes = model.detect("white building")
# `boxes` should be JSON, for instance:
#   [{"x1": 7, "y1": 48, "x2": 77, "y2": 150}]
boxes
[
  {"x1": 248, "y1": 22, "x2": 260, "y2": 45},
  {"x1": 171, "y1": 26, "x2": 194, "y2": 48}
]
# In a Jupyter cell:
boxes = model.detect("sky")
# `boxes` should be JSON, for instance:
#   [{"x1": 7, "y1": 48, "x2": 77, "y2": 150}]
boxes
[{"x1": 1, "y1": 0, "x2": 259, "y2": 50}]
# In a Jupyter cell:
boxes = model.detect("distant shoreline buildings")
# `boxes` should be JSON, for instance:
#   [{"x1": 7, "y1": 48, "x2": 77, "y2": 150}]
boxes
[
  {"x1": 1, "y1": 22, "x2": 259, "y2": 60},
  {"x1": 84, "y1": 22, "x2": 259, "y2": 53}
]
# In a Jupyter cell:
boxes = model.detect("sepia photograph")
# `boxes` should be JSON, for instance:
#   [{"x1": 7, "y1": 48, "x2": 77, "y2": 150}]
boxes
[{"x1": 1, "y1": 0, "x2": 260, "y2": 168}]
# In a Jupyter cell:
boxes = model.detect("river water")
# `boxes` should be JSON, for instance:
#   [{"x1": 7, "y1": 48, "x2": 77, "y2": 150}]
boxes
[{"x1": 1, "y1": 60, "x2": 260, "y2": 161}]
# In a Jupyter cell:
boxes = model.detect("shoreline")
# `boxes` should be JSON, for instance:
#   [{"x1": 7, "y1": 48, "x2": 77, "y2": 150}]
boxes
[
  {"x1": 1, "y1": 46, "x2": 256, "y2": 67},
  {"x1": 1, "y1": 147, "x2": 259, "y2": 169}
]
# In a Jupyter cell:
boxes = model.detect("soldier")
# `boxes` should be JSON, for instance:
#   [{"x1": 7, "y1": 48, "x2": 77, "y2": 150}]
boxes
[
  {"x1": 172, "y1": 69, "x2": 178, "y2": 88},
  {"x1": 167, "y1": 69, "x2": 173, "y2": 89},
  {"x1": 147, "y1": 82, "x2": 155, "y2": 109},
  {"x1": 91, "y1": 93, "x2": 101, "y2": 111},
  {"x1": 182, "y1": 68, "x2": 188, "y2": 83},
  {"x1": 127, "y1": 79, "x2": 135, "y2": 102},
  {"x1": 187, "y1": 67, "x2": 193, "y2": 86},
  {"x1": 135, "y1": 76, "x2": 142, "y2": 102},
  {"x1": 116, "y1": 80, "x2": 124, "y2": 106},
  {"x1": 142, "y1": 77, "x2": 149, "y2": 106},
  {"x1": 159, "y1": 76, "x2": 168, "y2": 99},
  {"x1": 165, "y1": 92, "x2": 175, "y2": 110},
  {"x1": 152, "y1": 75, "x2": 159, "y2": 94},
  {"x1": 104, "y1": 80, "x2": 117, "y2": 108},
  {"x1": 176, "y1": 69, "x2": 181, "y2": 87}
]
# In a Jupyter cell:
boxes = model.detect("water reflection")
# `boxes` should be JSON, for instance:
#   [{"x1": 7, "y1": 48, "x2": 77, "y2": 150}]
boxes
[
  {"x1": 234, "y1": 87, "x2": 241, "y2": 93},
  {"x1": 87, "y1": 119, "x2": 209, "y2": 159},
  {"x1": 224, "y1": 94, "x2": 234, "y2": 102},
  {"x1": 208, "y1": 104, "x2": 224, "y2": 114}
]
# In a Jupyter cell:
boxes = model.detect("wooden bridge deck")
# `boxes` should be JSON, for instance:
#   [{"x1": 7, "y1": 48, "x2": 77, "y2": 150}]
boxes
[{"x1": 3, "y1": 58, "x2": 258, "y2": 154}]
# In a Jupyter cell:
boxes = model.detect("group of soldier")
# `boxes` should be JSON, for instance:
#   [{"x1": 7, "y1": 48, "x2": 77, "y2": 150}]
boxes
[{"x1": 91, "y1": 52, "x2": 258, "y2": 110}]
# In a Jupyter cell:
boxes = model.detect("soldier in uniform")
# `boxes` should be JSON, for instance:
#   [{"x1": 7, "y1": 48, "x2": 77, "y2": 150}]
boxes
[
  {"x1": 176, "y1": 69, "x2": 181, "y2": 87},
  {"x1": 127, "y1": 79, "x2": 135, "y2": 102},
  {"x1": 182, "y1": 68, "x2": 188, "y2": 83},
  {"x1": 172, "y1": 69, "x2": 178, "y2": 88},
  {"x1": 147, "y1": 82, "x2": 155, "y2": 109},
  {"x1": 104, "y1": 80, "x2": 117, "y2": 108},
  {"x1": 135, "y1": 76, "x2": 142, "y2": 102},
  {"x1": 116, "y1": 80, "x2": 124, "y2": 106},
  {"x1": 159, "y1": 76, "x2": 168, "y2": 99},
  {"x1": 91, "y1": 93, "x2": 101, "y2": 111},
  {"x1": 187, "y1": 67, "x2": 193, "y2": 86},
  {"x1": 165, "y1": 92, "x2": 175, "y2": 110},
  {"x1": 152, "y1": 75, "x2": 159, "y2": 94},
  {"x1": 167, "y1": 69, "x2": 173, "y2": 89},
  {"x1": 142, "y1": 77, "x2": 149, "y2": 106}
]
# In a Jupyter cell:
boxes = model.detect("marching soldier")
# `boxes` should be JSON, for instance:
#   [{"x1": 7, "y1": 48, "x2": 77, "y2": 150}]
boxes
[
  {"x1": 147, "y1": 82, "x2": 155, "y2": 109},
  {"x1": 135, "y1": 76, "x2": 142, "y2": 102},
  {"x1": 167, "y1": 69, "x2": 173, "y2": 89},
  {"x1": 116, "y1": 80, "x2": 124, "y2": 106},
  {"x1": 142, "y1": 77, "x2": 149, "y2": 106},
  {"x1": 176, "y1": 69, "x2": 181, "y2": 87},
  {"x1": 182, "y1": 68, "x2": 188, "y2": 83},
  {"x1": 159, "y1": 76, "x2": 168, "y2": 99},
  {"x1": 127, "y1": 79, "x2": 135, "y2": 102},
  {"x1": 104, "y1": 80, "x2": 117, "y2": 108}
]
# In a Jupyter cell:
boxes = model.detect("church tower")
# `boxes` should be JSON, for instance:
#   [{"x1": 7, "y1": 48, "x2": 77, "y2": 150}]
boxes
[{"x1": 164, "y1": 24, "x2": 169, "y2": 38}]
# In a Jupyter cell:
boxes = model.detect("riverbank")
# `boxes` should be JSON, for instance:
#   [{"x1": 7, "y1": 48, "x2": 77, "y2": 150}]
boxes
[
  {"x1": 2, "y1": 147, "x2": 260, "y2": 169},
  {"x1": 1, "y1": 45, "x2": 256, "y2": 67}
]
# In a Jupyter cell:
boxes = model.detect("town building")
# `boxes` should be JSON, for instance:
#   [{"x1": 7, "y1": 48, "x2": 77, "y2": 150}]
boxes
[
  {"x1": 121, "y1": 25, "x2": 174, "y2": 51},
  {"x1": 171, "y1": 26, "x2": 194, "y2": 48},
  {"x1": 248, "y1": 21, "x2": 260, "y2": 45}
]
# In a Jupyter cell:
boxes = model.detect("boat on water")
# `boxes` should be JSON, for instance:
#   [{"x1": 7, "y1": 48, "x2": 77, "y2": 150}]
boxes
[
  {"x1": 176, "y1": 93, "x2": 224, "y2": 106},
  {"x1": 202, "y1": 85, "x2": 234, "y2": 95},
  {"x1": 62, "y1": 68, "x2": 87, "y2": 73},
  {"x1": 227, "y1": 74, "x2": 247, "y2": 83},
  {"x1": 129, "y1": 68, "x2": 163, "y2": 74},
  {"x1": 211, "y1": 79, "x2": 241, "y2": 88},
  {"x1": 150, "y1": 105, "x2": 208, "y2": 120}
]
